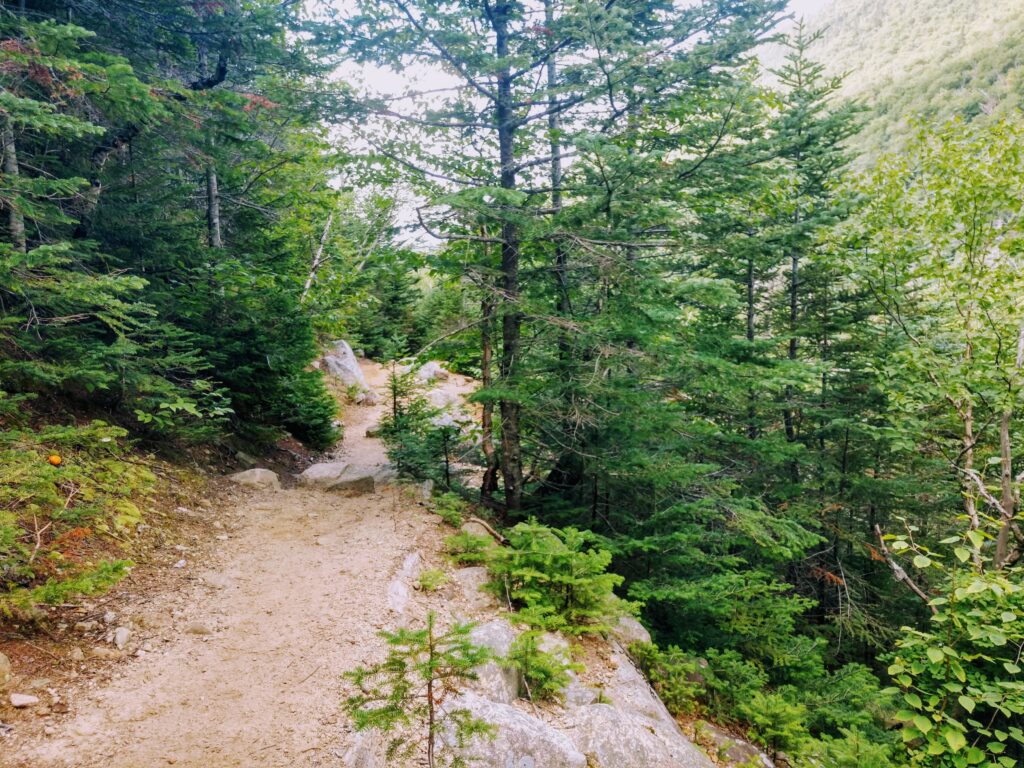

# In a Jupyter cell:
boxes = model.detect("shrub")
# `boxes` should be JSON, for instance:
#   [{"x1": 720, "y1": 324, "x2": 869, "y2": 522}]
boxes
[
  {"x1": 418, "y1": 568, "x2": 449, "y2": 592},
  {"x1": 503, "y1": 630, "x2": 581, "y2": 702},
  {"x1": 487, "y1": 520, "x2": 625, "y2": 635},
  {"x1": 444, "y1": 531, "x2": 493, "y2": 566},
  {"x1": 738, "y1": 690, "x2": 808, "y2": 760},
  {"x1": 344, "y1": 612, "x2": 494, "y2": 768},
  {"x1": 629, "y1": 641, "x2": 704, "y2": 716},
  {"x1": 434, "y1": 493, "x2": 467, "y2": 528}
]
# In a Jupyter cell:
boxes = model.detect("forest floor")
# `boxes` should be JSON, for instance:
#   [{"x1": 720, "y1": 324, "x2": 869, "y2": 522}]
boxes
[{"x1": 1, "y1": 361, "x2": 477, "y2": 768}]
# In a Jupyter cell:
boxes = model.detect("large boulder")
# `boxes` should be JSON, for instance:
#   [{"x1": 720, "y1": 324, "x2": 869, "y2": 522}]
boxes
[
  {"x1": 469, "y1": 620, "x2": 522, "y2": 704},
  {"x1": 297, "y1": 462, "x2": 349, "y2": 488},
  {"x1": 693, "y1": 721, "x2": 774, "y2": 768},
  {"x1": 601, "y1": 646, "x2": 713, "y2": 766},
  {"x1": 566, "y1": 703, "x2": 712, "y2": 768},
  {"x1": 443, "y1": 691, "x2": 586, "y2": 768},
  {"x1": 297, "y1": 462, "x2": 378, "y2": 494},
  {"x1": 416, "y1": 361, "x2": 450, "y2": 383},
  {"x1": 323, "y1": 340, "x2": 370, "y2": 391},
  {"x1": 611, "y1": 615, "x2": 652, "y2": 648},
  {"x1": 452, "y1": 567, "x2": 495, "y2": 611},
  {"x1": 227, "y1": 468, "x2": 280, "y2": 490}
]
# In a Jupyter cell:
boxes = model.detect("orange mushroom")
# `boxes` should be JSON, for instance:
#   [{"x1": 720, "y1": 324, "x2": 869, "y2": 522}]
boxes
[{"x1": 48, "y1": 454, "x2": 62, "y2": 466}]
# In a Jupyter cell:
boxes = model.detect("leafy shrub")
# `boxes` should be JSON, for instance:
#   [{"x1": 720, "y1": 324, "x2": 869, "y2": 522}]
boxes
[
  {"x1": 0, "y1": 416, "x2": 153, "y2": 617},
  {"x1": 804, "y1": 727, "x2": 900, "y2": 768},
  {"x1": 487, "y1": 520, "x2": 625, "y2": 635},
  {"x1": 444, "y1": 532, "x2": 493, "y2": 565},
  {"x1": 629, "y1": 641, "x2": 704, "y2": 716},
  {"x1": 503, "y1": 630, "x2": 581, "y2": 702},
  {"x1": 418, "y1": 568, "x2": 449, "y2": 592},
  {"x1": 434, "y1": 493, "x2": 467, "y2": 527},
  {"x1": 738, "y1": 690, "x2": 808, "y2": 760},
  {"x1": 344, "y1": 612, "x2": 494, "y2": 768}
]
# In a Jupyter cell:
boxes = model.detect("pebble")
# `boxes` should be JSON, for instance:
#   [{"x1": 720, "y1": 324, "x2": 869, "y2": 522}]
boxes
[
  {"x1": 10, "y1": 693, "x2": 40, "y2": 708},
  {"x1": 89, "y1": 647, "x2": 122, "y2": 660},
  {"x1": 75, "y1": 621, "x2": 98, "y2": 632},
  {"x1": 0, "y1": 652, "x2": 11, "y2": 690},
  {"x1": 69, "y1": 647, "x2": 85, "y2": 662},
  {"x1": 216, "y1": 534, "x2": 229, "y2": 541},
  {"x1": 184, "y1": 623, "x2": 213, "y2": 636},
  {"x1": 44, "y1": 726, "x2": 56, "y2": 736},
  {"x1": 113, "y1": 627, "x2": 132, "y2": 650},
  {"x1": 172, "y1": 559, "x2": 186, "y2": 569},
  {"x1": 103, "y1": 611, "x2": 117, "y2": 625}
]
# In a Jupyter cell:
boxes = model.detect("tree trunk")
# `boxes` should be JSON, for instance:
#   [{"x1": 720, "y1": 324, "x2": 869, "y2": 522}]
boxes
[
  {"x1": 2, "y1": 115, "x2": 26, "y2": 254},
  {"x1": 493, "y1": 3, "x2": 524, "y2": 511},
  {"x1": 206, "y1": 165, "x2": 223, "y2": 248},
  {"x1": 480, "y1": 292, "x2": 500, "y2": 508},
  {"x1": 783, "y1": 249, "x2": 798, "y2": 442},
  {"x1": 300, "y1": 211, "x2": 334, "y2": 303},
  {"x1": 995, "y1": 324, "x2": 1024, "y2": 567},
  {"x1": 746, "y1": 255, "x2": 757, "y2": 439}
]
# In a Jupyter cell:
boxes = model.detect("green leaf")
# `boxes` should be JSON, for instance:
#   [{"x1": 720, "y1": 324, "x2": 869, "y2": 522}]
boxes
[
  {"x1": 944, "y1": 728, "x2": 967, "y2": 752},
  {"x1": 958, "y1": 695, "x2": 976, "y2": 713},
  {"x1": 926, "y1": 647, "x2": 945, "y2": 664},
  {"x1": 913, "y1": 554, "x2": 932, "y2": 568}
]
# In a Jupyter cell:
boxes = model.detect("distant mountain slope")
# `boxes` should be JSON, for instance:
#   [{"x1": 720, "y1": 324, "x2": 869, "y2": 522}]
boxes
[{"x1": 800, "y1": 0, "x2": 1024, "y2": 160}]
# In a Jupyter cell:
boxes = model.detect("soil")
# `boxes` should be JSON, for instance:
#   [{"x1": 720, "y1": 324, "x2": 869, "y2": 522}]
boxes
[{"x1": 0, "y1": 359, "x2": 478, "y2": 768}]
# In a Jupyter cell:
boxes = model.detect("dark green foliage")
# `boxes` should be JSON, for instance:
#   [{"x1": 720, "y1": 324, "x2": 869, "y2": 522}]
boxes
[
  {"x1": 487, "y1": 521, "x2": 625, "y2": 636},
  {"x1": 502, "y1": 630, "x2": 580, "y2": 702},
  {"x1": 443, "y1": 532, "x2": 492, "y2": 566},
  {"x1": 629, "y1": 642, "x2": 704, "y2": 717},
  {"x1": 343, "y1": 612, "x2": 494, "y2": 768}
]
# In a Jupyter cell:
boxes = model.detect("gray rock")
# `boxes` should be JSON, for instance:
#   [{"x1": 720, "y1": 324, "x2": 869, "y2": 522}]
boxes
[
  {"x1": 443, "y1": 691, "x2": 586, "y2": 768},
  {"x1": 416, "y1": 361, "x2": 450, "y2": 383},
  {"x1": 9, "y1": 693, "x2": 39, "y2": 708},
  {"x1": 297, "y1": 462, "x2": 349, "y2": 488},
  {"x1": 0, "y1": 652, "x2": 11, "y2": 691},
  {"x1": 342, "y1": 730, "x2": 385, "y2": 768},
  {"x1": 228, "y1": 468, "x2": 280, "y2": 490},
  {"x1": 399, "y1": 551, "x2": 422, "y2": 581},
  {"x1": 74, "y1": 620, "x2": 98, "y2": 632},
  {"x1": 112, "y1": 627, "x2": 131, "y2": 650},
  {"x1": 365, "y1": 424, "x2": 381, "y2": 438},
  {"x1": 235, "y1": 451, "x2": 259, "y2": 468},
  {"x1": 563, "y1": 681, "x2": 599, "y2": 708},
  {"x1": 331, "y1": 471, "x2": 376, "y2": 494},
  {"x1": 419, "y1": 479, "x2": 434, "y2": 501},
  {"x1": 387, "y1": 579, "x2": 410, "y2": 614},
  {"x1": 68, "y1": 647, "x2": 85, "y2": 662},
  {"x1": 693, "y1": 721, "x2": 774, "y2": 768},
  {"x1": 567, "y1": 703, "x2": 713, "y2": 768},
  {"x1": 596, "y1": 646, "x2": 713, "y2": 766},
  {"x1": 372, "y1": 465, "x2": 398, "y2": 486},
  {"x1": 452, "y1": 567, "x2": 495, "y2": 611},
  {"x1": 298, "y1": 463, "x2": 377, "y2": 493},
  {"x1": 469, "y1": 620, "x2": 522, "y2": 704},
  {"x1": 103, "y1": 610, "x2": 117, "y2": 625},
  {"x1": 323, "y1": 340, "x2": 370, "y2": 391},
  {"x1": 611, "y1": 615, "x2": 652, "y2": 648}
]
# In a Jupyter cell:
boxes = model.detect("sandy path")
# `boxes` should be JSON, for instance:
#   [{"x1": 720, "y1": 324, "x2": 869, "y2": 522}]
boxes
[{"x1": 6, "y1": 359, "x2": 463, "y2": 768}]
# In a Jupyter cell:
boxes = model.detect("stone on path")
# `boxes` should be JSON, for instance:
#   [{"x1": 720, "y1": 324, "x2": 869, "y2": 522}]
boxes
[
  {"x1": 9, "y1": 693, "x2": 39, "y2": 708},
  {"x1": 0, "y1": 652, "x2": 11, "y2": 691},
  {"x1": 228, "y1": 468, "x2": 280, "y2": 490}
]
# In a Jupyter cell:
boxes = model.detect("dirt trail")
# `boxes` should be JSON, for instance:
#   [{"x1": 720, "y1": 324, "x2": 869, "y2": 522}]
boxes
[{"x1": 6, "y1": 360, "x2": 472, "y2": 768}]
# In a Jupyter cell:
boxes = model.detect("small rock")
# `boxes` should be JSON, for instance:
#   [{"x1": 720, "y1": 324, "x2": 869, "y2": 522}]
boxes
[
  {"x1": 399, "y1": 552, "x2": 422, "y2": 580},
  {"x1": 365, "y1": 424, "x2": 381, "y2": 438},
  {"x1": 387, "y1": 580, "x2": 410, "y2": 614},
  {"x1": 74, "y1": 620, "x2": 98, "y2": 632},
  {"x1": 0, "y1": 652, "x2": 11, "y2": 691},
  {"x1": 44, "y1": 726, "x2": 55, "y2": 736},
  {"x1": 452, "y1": 567, "x2": 495, "y2": 611},
  {"x1": 419, "y1": 479, "x2": 434, "y2": 501},
  {"x1": 172, "y1": 559, "x2": 186, "y2": 569},
  {"x1": 212, "y1": 521, "x2": 224, "y2": 530},
  {"x1": 103, "y1": 611, "x2": 117, "y2": 625},
  {"x1": 227, "y1": 468, "x2": 280, "y2": 490},
  {"x1": 9, "y1": 694, "x2": 39, "y2": 708},
  {"x1": 113, "y1": 627, "x2": 131, "y2": 650},
  {"x1": 89, "y1": 647, "x2": 122, "y2": 660},
  {"x1": 184, "y1": 623, "x2": 213, "y2": 636},
  {"x1": 68, "y1": 648, "x2": 85, "y2": 662},
  {"x1": 216, "y1": 534, "x2": 229, "y2": 541}
]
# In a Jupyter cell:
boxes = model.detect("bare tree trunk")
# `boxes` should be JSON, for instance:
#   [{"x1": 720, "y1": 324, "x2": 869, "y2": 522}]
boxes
[
  {"x1": 206, "y1": 165, "x2": 223, "y2": 248},
  {"x1": 300, "y1": 211, "x2": 334, "y2": 303},
  {"x1": 783, "y1": 249, "x2": 798, "y2": 443},
  {"x1": 493, "y1": 4, "x2": 524, "y2": 512},
  {"x1": 2, "y1": 115, "x2": 26, "y2": 253},
  {"x1": 995, "y1": 324, "x2": 1024, "y2": 567},
  {"x1": 480, "y1": 292, "x2": 500, "y2": 508},
  {"x1": 746, "y1": 255, "x2": 757, "y2": 439}
]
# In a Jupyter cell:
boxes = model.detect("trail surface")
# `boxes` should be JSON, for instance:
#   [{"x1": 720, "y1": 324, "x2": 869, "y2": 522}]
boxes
[{"x1": 7, "y1": 360, "x2": 471, "y2": 768}]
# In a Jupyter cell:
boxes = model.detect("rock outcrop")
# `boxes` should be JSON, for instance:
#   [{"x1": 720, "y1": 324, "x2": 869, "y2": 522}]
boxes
[{"x1": 323, "y1": 340, "x2": 379, "y2": 404}]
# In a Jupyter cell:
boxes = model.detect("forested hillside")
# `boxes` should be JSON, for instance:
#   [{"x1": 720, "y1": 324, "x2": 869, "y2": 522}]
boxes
[
  {"x1": 2, "y1": 1, "x2": 1024, "y2": 767},
  {"x1": 805, "y1": 0, "x2": 1024, "y2": 158}
]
